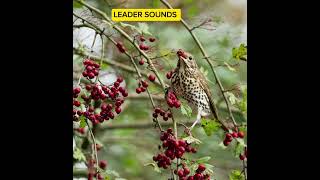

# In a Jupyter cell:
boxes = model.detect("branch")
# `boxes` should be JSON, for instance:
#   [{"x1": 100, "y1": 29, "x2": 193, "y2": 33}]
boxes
[
  {"x1": 100, "y1": 121, "x2": 194, "y2": 130},
  {"x1": 160, "y1": 0, "x2": 238, "y2": 130}
]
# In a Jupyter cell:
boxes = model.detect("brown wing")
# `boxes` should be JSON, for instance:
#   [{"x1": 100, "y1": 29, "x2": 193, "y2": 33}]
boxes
[
  {"x1": 195, "y1": 70, "x2": 219, "y2": 119},
  {"x1": 194, "y1": 70, "x2": 229, "y2": 130}
]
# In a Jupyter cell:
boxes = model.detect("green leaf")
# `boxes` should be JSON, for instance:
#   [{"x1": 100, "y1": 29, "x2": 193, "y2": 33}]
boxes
[
  {"x1": 232, "y1": 43, "x2": 247, "y2": 61},
  {"x1": 229, "y1": 170, "x2": 245, "y2": 180},
  {"x1": 233, "y1": 142, "x2": 245, "y2": 158},
  {"x1": 195, "y1": 156, "x2": 211, "y2": 163},
  {"x1": 73, "y1": 148, "x2": 86, "y2": 161},
  {"x1": 204, "y1": 163, "x2": 214, "y2": 175},
  {"x1": 144, "y1": 163, "x2": 161, "y2": 173},
  {"x1": 79, "y1": 116, "x2": 86, "y2": 128},
  {"x1": 180, "y1": 101, "x2": 192, "y2": 118},
  {"x1": 138, "y1": 23, "x2": 153, "y2": 35},
  {"x1": 201, "y1": 119, "x2": 221, "y2": 136},
  {"x1": 73, "y1": 1, "x2": 83, "y2": 8},
  {"x1": 183, "y1": 136, "x2": 202, "y2": 144}
]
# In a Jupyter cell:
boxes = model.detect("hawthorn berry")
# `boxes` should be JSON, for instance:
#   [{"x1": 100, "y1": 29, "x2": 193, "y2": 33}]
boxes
[
  {"x1": 238, "y1": 131, "x2": 245, "y2": 138},
  {"x1": 149, "y1": 37, "x2": 156, "y2": 42},
  {"x1": 239, "y1": 154, "x2": 246, "y2": 160},
  {"x1": 136, "y1": 87, "x2": 142, "y2": 94},
  {"x1": 148, "y1": 74, "x2": 156, "y2": 82},
  {"x1": 232, "y1": 132, "x2": 238, "y2": 138},
  {"x1": 166, "y1": 71, "x2": 172, "y2": 79},
  {"x1": 141, "y1": 80, "x2": 148, "y2": 88},
  {"x1": 139, "y1": 59, "x2": 145, "y2": 65},
  {"x1": 99, "y1": 160, "x2": 107, "y2": 169},
  {"x1": 140, "y1": 36, "x2": 145, "y2": 42}
]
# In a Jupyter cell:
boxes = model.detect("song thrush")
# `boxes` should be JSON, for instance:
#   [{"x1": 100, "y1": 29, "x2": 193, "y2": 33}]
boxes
[{"x1": 170, "y1": 49, "x2": 229, "y2": 130}]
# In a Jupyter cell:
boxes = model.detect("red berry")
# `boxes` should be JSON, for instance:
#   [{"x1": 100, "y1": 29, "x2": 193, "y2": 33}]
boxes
[
  {"x1": 183, "y1": 167, "x2": 190, "y2": 175},
  {"x1": 194, "y1": 173, "x2": 202, "y2": 180},
  {"x1": 74, "y1": 101, "x2": 81, "y2": 107},
  {"x1": 155, "y1": 107, "x2": 161, "y2": 114},
  {"x1": 140, "y1": 87, "x2": 146, "y2": 92},
  {"x1": 160, "y1": 110, "x2": 165, "y2": 116},
  {"x1": 136, "y1": 87, "x2": 142, "y2": 94},
  {"x1": 108, "y1": 112, "x2": 114, "y2": 119},
  {"x1": 187, "y1": 176, "x2": 194, "y2": 180},
  {"x1": 197, "y1": 164, "x2": 206, "y2": 172},
  {"x1": 115, "y1": 107, "x2": 121, "y2": 114},
  {"x1": 148, "y1": 74, "x2": 156, "y2": 82},
  {"x1": 97, "y1": 173, "x2": 103, "y2": 180},
  {"x1": 163, "y1": 114, "x2": 169, "y2": 121},
  {"x1": 86, "y1": 65, "x2": 93, "y2": 71},
  {"x1": 88, "y1": 72, "x2": 95, "y2": 79},
  {"x1": 139, "y1": 44, "x2": 145, "y2": 50},
  {"x1": 167, "y1": 112, "x2": 173, "y2": 118},
  {"x1": 232, "y1": 132, "x2": 238, "y2": 138},
  {"x1": 77, "y1": 128, "x2": 85, "y2": 134},
  {"x1": 85, "y1": 84, "x2": 92, "y2": 90},
  {"x1": 99, "y1": 160, "x2": 107, "y2": 169},
  {"x1": 174, "y1": 100, "x2": 181, "y2": 108},
  {"x1": 122, "y1": 91, "x2": 128, "y2": 97},
  {"x1": 118, "y1": 86, "x2": 125, "y2": 93},
  {"x1": 177, "y1": 170, "x2": 184, "y2": 177},
  {"x1": 191, "y1": 147, "x2": 197, "y2": 153},
  {"x1": 114, "y1": 81, "x2": 120, "y2": 87},
  {"x1": 223, "y1": 140, "x2": 230, "y2": 146},
  {"x1": 167, "y1": 128, "x2": 173, "y2": 134},
  {"x1": 152, "y1": 112, "x2": 158, "y2": 118},
  {"x1": 115, "y1": 101, "x2": 122, "y2": 107},
  {"x1": 140, "y1": 36, "x2": 145, "y2": 42},
  {"x1": 238, "y1": 131, "x2": 245, "y2": 138},
  {"x1": 142, "y1": 80, "x2": 148, "y2": 88},
  {"x1": 149, "y1": 37, "x2": 156, "y2": 42},
  {"x1": 166, "y1": 71, "x2": 172, "y2": 79},
  {"x1": 239, "y1": 154, "x2": 246, "y2": 160},
  {"x1": 82, "y1": 71, "x2": 88, "y2": 77},
  {"x1": 139, "y1": 59, "x2": 144, "y2": 65},
  {"x1": 117, "y1": 77, "x2": 124, "y2": 83},
  {"x1": 73, "y1": 87, "x2": 81, "y2": 94}
]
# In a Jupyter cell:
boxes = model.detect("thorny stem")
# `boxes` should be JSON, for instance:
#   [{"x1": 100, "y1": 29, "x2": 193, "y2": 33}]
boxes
[{"x1": 160, "y1": 0, "x2": 238, "y2": 130}]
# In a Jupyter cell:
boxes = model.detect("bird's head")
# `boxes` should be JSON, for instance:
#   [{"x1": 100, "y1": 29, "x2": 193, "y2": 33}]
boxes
[{"x1": 176, "y1": 49, "x2": 198, "y2": 71}]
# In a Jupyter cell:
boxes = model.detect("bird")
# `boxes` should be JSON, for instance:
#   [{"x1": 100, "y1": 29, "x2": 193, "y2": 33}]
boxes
[{"x1": 170, "y1": 49, "x2": 229, "y2": 131}]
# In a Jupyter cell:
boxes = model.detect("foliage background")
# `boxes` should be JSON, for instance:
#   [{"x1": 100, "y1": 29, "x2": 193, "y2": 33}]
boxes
[{"x1": 73, "y1": 0, "x2": 247, "y2": 179}]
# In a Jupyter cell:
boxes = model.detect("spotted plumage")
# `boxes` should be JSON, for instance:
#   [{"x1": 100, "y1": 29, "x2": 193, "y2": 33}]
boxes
[{"x1": 170, "y1": 50, "x2": 223, "y2": 129}]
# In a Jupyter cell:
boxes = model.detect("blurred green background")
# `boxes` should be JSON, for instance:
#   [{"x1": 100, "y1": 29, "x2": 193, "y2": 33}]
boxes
[{"x1": 73, "y1": 0, "x2": 247, "y2": 179}]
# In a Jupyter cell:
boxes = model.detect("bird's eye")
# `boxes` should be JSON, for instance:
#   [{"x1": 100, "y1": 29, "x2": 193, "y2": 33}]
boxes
[{"x1": 189, "y1": 56, "x2": 192, "y2": 60}]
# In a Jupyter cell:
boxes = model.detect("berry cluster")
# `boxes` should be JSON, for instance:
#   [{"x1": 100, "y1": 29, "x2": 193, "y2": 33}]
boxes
[
  {"x1": 152, "y1": 107, "x2": 172, "y2": 121},
  {"x1": 176, "y1": 164, "x2": 210, "y2": 180},
  {"x1": 116, "y1": 41, "x2": 126, "y2": 53},
  {"x1": 153, "y1": 128, "x2": 197, "y2": 169},
  {"x1": 82, "y1": 59, "x2": 100, "y2": 79},
  {"x1": 87, "y1": 159, "x2": 108, "y2": 180},
  {"x1": 166, "y1": 91, "x2": 181, "y2": 108},
  {"x1": 223, "y1": 131, "x2": 245, "y2": 146},
  {"x1": 136, "y1": 80, "x2": 148, "y2": 94},
  {"x1": 73, "y1": 58, "x2": 128, "y2": 125},
  {"x1": 138, "y1": 35, "x2": 156, "y2": 51}
]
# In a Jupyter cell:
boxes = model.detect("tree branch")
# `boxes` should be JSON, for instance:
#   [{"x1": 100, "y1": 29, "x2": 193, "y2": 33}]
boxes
[{"x1": 100, "y1": 121, "x2": 194, "y2": 130}]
